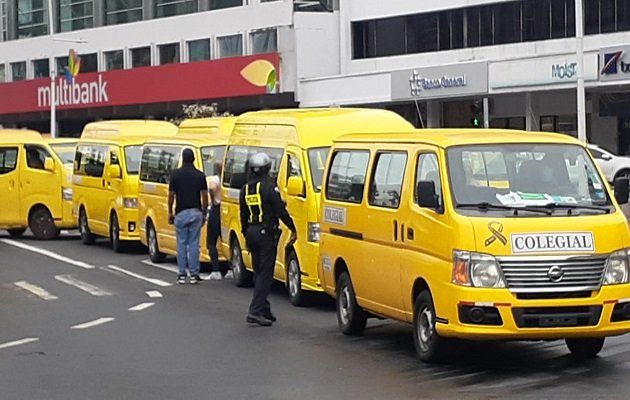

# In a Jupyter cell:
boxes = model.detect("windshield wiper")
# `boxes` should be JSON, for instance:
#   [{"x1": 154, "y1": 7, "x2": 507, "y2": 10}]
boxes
[
  {"x1": 456, "y1": 202, "x2": 552, "y2": 215},
  {"x1": 537, "y1": 203, "x2": 611, "y2": 215}
]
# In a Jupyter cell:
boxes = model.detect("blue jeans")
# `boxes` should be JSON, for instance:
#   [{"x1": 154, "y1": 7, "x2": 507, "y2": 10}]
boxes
[{"x1": 174, "y1": 208, "x2": 203, "y2": 277}]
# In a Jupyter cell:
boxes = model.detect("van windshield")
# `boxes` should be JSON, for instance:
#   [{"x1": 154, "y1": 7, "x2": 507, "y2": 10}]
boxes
[
  {"x1": 308, "y1": 147, "x2": 330, "y2": 192},
  {"x1": 446, "y1": 144, "x2": 613, "y2": 216},
  {"x1": 124, "y1": 145, "x2": 143, "y2": 174},
  {"x1": 50, "y1": 143, "x2": 77, "y2": 166}
]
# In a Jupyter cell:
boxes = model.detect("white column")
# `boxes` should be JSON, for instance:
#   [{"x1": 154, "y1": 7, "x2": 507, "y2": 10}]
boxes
[
  {"x1": 525, "y1": 92, "x2": 537, "y2": 131},
  {"x1": 426, "y1": 101, "x2": 441, "y2": 128},
  {"x1": 47, "y1": 0, "x2": 56, "y2": 138},
  {"x1": 576, "y1": 0, "x2": 587, "y2": 142}
]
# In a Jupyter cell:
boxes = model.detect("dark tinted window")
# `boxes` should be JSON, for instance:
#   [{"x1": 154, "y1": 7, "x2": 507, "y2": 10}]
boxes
[
  {"x1": 140, "y1": 145, "x2": 181, "y2": 184},
  {"x1": 585, "y1": 0, "x2": 600, "y2": 34},
  {"x1": 74, "y1": 144, "x2": 107, "y2": 177},
  {"x1": 210, "y1": 0, "x2": 242, "y2": 10},
  {"x1": 601, "y1": 0, "x2": 616, "y2": 33},
  {"x1": 416, "y1": 153, "x2": 442, "y2": 207},
  {"x1": 369, "y1": 152, "x2": 407, "y2": 209},
  {"x1": 131, "y1": 47, "x2": 151, "y2": 68},
  {"x1": 407, "y1": 13, "x2": 438, "y2": 53},
  {"x1": 0, "y1": 147, "x2": 18, "y2": 174},
  {"x1": 80, "y1": 53, "x2": 98, "y2": 73},
  {"x1": 466, "y1": 8, "x2": 480, "y2": 47},
  {"x1": 326, "y1": 150, "x2": 370, "y2": 203},
  {"x1": 25, "y1": 145, "x2": 50, "y2": 170},
  {"x1": 222, "y1": 146, "x2": 283, "y2": 189},
  {"x1": 376, "y1": 17, "x2": 405, "y2": 57},
  {"x1": 494, "y1": 2, "x2": 521, "y2": 44}
]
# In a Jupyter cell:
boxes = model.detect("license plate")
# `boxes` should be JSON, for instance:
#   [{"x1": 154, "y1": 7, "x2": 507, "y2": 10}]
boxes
[{"x1": 539, "y1": 317, "x2": 578, "y2": 327}]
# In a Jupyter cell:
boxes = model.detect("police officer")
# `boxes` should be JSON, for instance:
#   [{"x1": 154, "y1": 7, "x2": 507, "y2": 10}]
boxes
[{"x1": 240, "y1": 153, "x2": 297, "y2": 327}]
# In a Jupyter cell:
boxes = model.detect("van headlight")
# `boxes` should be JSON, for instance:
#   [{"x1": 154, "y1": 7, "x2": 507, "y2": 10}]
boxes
[
  {"x1": 604, "y1": 249, "x2": 630, "y2": 285},
  {"x1": 453, "y1": 251, "x2": 505, "y2": 288},
  {"x1": 308, "y1": 222, "x2": 320, "y2": 243},
  {"x1": 123, "y1": 197, "x2": 138, "y2": 209},
  {"x1": 62, "y1": 187, "x2": 73, "y2": 201}
]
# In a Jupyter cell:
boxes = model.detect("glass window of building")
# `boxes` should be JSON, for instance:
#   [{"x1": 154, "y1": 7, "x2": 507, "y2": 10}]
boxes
[
  {"x1": 80, "y1": 53, "x2": 98, "y2": 72},
  {"x1": 584, "y1": 0, "x2": 630, "y2": 34},
  {"x1": 104, "y1": 50, "x2": 124, "y2": 70},
  {"x1": 250, "y1": 28, "x2": 277, "y2": 54},
  {"x1": 158, "y1": 43, "x2": 180, "y2": 65},
  {"x1": 11, "y1": 62, "x2": 26, "y2": 81},
  {"x1": 494, "y1": 2, "x2": 521, "y2": 44},
  {"x1": 619, "y1": 0, "x2": 630, "y2": 31},
  {"x1": 406, "y1": 13, "x2": 438, "y2": 54},
  {"x1": 187, "y1": 39, "x2": 211, "y2": 62},
  {"x1": 59, "y1": 0, "x2": 94, "y2": 32},
  {"x1": 1, "y1": 0, "x2": 8, "y2": 41},
  {"x1": 0, "y1": 64, "x2": 5, "y2": 83},
  {"x1": 217, "y1": 34, "x2": 243, "y2": 58},
  {"x1": 210, "y1": 0, "x2": 243, "y2": 10},
  {"x1": 375, "y1": 17, "x2": 405, "y2": 56},
  {"x1": 155, "y1": 0, "x2": 197, "y2": 18},
  {"x1": 33, "y1": 58, "x2": 49, "y2": 78},
  {"x1": 17, "y1": 0, "x2": 49, "y2": 38},
  {"x1": 56, "y1": 56, "x2": 68, "y2": 76},
  {"x1": 131, "y1": 46, "x2": 151, "y2": 67},
  {"x1": 104, "y1": 0, "x2": 143, "y2": 25}
]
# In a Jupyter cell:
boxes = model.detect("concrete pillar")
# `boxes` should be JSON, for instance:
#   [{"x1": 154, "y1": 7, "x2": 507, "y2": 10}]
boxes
[
  {"x1": 143, "y1": 0, "x2": 154, "y2": 20},
  {"x1": 6, "y1": 0, "x2": 16, "y2": 40},
  {"x1": 525, "y1": 92, "x2": 537, "y2": 131},
  {"x1": 426, "y1": 101, "x2": 441, "y2": 128},
  {"x1": 93, "y1": 0, "x2": 105, "y2": 27}
]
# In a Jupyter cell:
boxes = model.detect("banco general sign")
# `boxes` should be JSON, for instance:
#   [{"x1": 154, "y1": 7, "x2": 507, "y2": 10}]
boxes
[
  {"x1": 600, "y1": 46, "x2": 630, "y2": 82},
  {"x1": 391, "y1": 61, "x2": 488, "y2": 101}
]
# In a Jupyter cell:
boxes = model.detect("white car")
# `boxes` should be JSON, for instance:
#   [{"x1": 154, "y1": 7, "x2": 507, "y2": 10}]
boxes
[{"x1": 587, "y1": 144, "x2": 630, "y2": 183}]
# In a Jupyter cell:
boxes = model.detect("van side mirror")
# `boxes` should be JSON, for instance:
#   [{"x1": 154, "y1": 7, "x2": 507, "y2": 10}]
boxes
[
  {"x1": 287, "y1": 176, "x2": 305, "y2": 197},
  {"x1": 108, "y1": 164, "x2": 122, "y2": 179},
  {"x1": 602, "y1": 153, "x2": 613, "y2": 161},
  {"x1": 417, "y1": 180, "x2": 440, "y2": 209},
  {"x1": 614, "y1": 178, "x2": 629, "y2": 205},
  {"x1": 44, "y1": 157, "x2": 54, "y2": 172}
]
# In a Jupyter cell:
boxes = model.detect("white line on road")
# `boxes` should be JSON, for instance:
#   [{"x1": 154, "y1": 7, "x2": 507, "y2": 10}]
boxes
[
  {"x1": 14, "y1": 281, "x2": 58, "y2": 300},
  {"x1": 141, "y1": 259, "x2": 178, "y2": 273},
  {"x1": 128, "y1": 302, "x2": 155, "y2": 311},
  {"x1": 146, "y1": 290, "x2": 163, "y2": 298},
  {"x1": 103, "y1": 265, "x2": 172, "y2": 287},
  {"x1": 0, "y1": 337, "x2": 39, "y2": 350},
  {"x1": 71, "y1": 317, "x2": 115, "y2": 330},
  {"x1": 54, "y1": 275, "x2": 113, "y2": 296},
  {"x1": 0, "y1": 239, "x2": 95, "y2": 270}
]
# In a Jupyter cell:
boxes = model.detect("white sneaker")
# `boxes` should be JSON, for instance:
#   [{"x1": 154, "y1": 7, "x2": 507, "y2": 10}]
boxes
[
  {"x1": 224, "y1": 270, "x2": 234, "y2": 280},
  {"x1": 209, "y1": 271, "x2": 222, "y2": 280}
]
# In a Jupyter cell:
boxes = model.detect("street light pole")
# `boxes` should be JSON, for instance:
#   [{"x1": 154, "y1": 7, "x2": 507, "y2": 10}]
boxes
[
  {"x1": 576, "y1": 0, "x2": 587, "y2": 142},
  {"x1": 47, "y1": 0, "x2": 56, "y2": 138}
]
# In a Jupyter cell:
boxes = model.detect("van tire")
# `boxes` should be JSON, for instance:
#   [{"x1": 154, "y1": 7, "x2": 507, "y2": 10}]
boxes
[
  {"x1": 7, "y1": 228, "x2": 26, "y2": 238},
  {"x1": 79, "y1": 208, "x2": 95, "y2": 245},
  {"x1": 336, "y1": 272, "x2": 367, "y2": 336},
  {"x1": 110, "y1": 213, "x2": 125, "y2": 253},
  {"x1": 29, "y1": 207, "x2": 59, "y2": 240},
  {"x1": 566, "y1": 338, "x2": 605, "y2": 359},
  {"x1": 287, "y1": 252, "x2": 307, "y2": 306},
  {"x1": 147, "y1": 222, "x2": 165, "y2": 263},
  {"x1": 413, "y1": 290, "x2": 447, "y2": 363},
  {"x1": 615, "y1": 169, "x2": 630, "y2": 181},
  {"x1": 231, "y1": 239, "x2": 252, "y2": 287}
]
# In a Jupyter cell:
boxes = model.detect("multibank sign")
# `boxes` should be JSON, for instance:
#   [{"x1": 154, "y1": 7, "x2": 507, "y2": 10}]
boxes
[{"x1": 0, "y1": 53, "x2": 279, "y2": 115}]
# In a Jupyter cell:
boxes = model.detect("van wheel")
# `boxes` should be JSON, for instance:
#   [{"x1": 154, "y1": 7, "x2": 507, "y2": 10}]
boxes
[
  {"x1": 79, "y1": 208, "x2": 95, "y2": 245},
  {"x1": 147, "y1": 222, "x2": 165, "y2": 263},
  {"x1": 7, "y1": 228, "x2": 26, "y2": 238},
  {"x1": 413, "y1": 290, "x2": 447, "y2": 363},
  {"x1": 287, "y1": 252, "x2": 307, "y2": 306},
  {"x1": 29, "y1": 207, "x2": 59, "y2": 240},
  {"x1": 336, "y1": 272, "x2": 367, "y2": 336},
  {"x1": 231, "y1": 239, "x2": 252, "y2": 287},
  {"x1": 566, "y1": 338, "x2": 605, "y2": 359},
  {"x1": 110, "y1": 213, "x2": 125, "y2": 253}
]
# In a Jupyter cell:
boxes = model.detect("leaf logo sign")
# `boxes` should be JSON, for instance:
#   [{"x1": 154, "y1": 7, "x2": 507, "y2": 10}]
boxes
[{"x1": 240, "y1": 60, "x2": 277, "y2": 94}]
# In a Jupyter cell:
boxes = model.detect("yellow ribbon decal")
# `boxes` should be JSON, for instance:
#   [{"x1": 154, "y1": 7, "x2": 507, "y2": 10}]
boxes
[{"x1": 485, "y1": 222, "x2": 507, "y2": 246}]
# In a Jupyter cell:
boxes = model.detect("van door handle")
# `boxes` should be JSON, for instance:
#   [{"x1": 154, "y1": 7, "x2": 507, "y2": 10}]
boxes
[
  {"x1": 102, "y1": 179, "x2": 105, "y2": 187},
  {"x1": 400, "y1": 223, "x2": 405, "y2": 243},
  {"x1": 407, "y1": 227, "x2": 415, "y2": 241},
  {"x1": 393, "y1": 220, "x2": 398, "y2": 241}
]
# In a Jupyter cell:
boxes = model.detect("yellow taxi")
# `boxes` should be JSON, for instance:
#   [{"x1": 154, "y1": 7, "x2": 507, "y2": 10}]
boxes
[
  {"x1": 221, "y1": 108, "x2": 413, "y2": 305},
  {"x1": 318, "y1": 129, "x2": 630, "y2": 361},
  {"x1": 72, "y1": 120, "x2": 178, "y2": 251},
  {"x1": 0, "y1": 130, "x2": 77, "y2": 239}
]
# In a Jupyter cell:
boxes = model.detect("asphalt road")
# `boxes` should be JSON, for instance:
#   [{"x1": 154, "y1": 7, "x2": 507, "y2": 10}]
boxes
[{"x1": 2, "y1": 232, "x2": 630, "y2": 400}]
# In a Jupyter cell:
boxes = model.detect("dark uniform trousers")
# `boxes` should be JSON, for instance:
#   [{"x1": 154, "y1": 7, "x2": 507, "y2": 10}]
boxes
[{"x1": 247, "y1": 225, "x2": 277, "y2": 316}]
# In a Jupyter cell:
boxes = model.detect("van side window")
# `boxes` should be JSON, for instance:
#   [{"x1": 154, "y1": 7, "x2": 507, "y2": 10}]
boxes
[
  {"x1": 369, "y1": 152, "x2": 407, "y2": 209},
  {"x1": 25, "y1": 145, "x2": 50, "y2": 170},
  {"x1": 0, "y1": 147, "x2": 18, "y2": 174},
  {"x1": 415, "y1": 153, "x2": 442, "y2": 207},
  {"x1": 223, "y1": 146, "x2": 284, "y2": 189},
  {"x1": 140, "y1": 146, "x2": 181, "y2": 184},
  {"x1": 326, "y1": 150, "x2": 370, "y2": 203},
  {"x1": 201, "y1": 146, "x2": 226, "y2": 176},
  {"x1": 74, "y1": 145, "x2": 107, "y2": 177},
  {"x1": 287, "y1": 154, "x2": 302, "y2": 181}
]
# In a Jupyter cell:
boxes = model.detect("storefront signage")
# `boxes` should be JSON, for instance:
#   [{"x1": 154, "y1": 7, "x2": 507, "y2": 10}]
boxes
[
  {"x1": 391, "y1": 62, "x2": 488, "y2": 101},
  {"x1": 0, "y1": 53, "x2": 280, "y2": 115},
  {"x1": 600, "y1": 46, "x2": 630, "y2": 82}
]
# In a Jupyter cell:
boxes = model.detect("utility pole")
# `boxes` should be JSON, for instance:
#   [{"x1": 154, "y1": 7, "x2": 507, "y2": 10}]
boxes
[
  {"x1": 575, "y1": 0, "x2": 587, "y2": 142},
  {"x1": 47, "y1": 0, "x2": 56, "y2": 138}
]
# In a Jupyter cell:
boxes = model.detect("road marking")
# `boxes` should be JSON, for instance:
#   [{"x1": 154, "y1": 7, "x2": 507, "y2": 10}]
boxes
[
  {"x1": 0, "y1": 337, "x2": 39, "y2": 350},
  {"x1": 71, "y1": 317, "x2": 115, "y2": 330},
  {"x1": 14, "y1": 281, "x2": 58, "y2": 300},
  {"x1": 103, "y1": 265, "x2": 172, "y2": 287},
  {"x1": 0, "y1": 239, "x2": 94, "y2": 269},
  {"x1": 141, "y1": 259, "x2": 178, "y2": 274},
  {"x1": 146, "y1": 290, "x2": 163, "y2": 298},
  {"x1": 128, "y1": 302, "x2": 155, "y2": 311},
  {"x1": 54, "y1": 275, "x2": 113, "y2": 296}
]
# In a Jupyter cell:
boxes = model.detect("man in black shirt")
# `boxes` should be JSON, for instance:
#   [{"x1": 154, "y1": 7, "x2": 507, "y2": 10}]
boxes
[
  {"x1": 240, "y1": 152, "x2": 297, "y2": 326},
  {"x1": 168, "y1": 149, "x2": 208, "y2": 284}
]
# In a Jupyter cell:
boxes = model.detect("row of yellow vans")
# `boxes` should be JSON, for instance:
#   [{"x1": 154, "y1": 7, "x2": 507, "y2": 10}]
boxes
[{"x1": 3, "y1": 107, "x2": 630, "y2": 362}]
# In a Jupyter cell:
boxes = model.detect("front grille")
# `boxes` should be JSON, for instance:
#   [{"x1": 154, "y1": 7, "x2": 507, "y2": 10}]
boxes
[
  {"x1": 512, "y1": 306, "x2": 602, "y2": 328},
  {"x1": 498, "y1": 255, "x2": 607, "y2": 293},
  {"x1": 516, "y1": 291, "x2": 593, "y2": 300}
]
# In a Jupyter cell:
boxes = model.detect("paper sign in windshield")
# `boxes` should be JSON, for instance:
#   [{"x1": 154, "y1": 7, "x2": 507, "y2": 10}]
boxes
[
  {"x1": 511, "y1": 232, "x2": 594, "y2": 253},
  {"x1": 496, "y1": 192, "x2": 577, "y2": 207}
]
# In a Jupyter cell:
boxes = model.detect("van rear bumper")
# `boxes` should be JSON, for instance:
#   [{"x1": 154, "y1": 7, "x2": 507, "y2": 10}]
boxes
[{"x1": 435, "y1": 284, "x2": 630, "y2": 340}]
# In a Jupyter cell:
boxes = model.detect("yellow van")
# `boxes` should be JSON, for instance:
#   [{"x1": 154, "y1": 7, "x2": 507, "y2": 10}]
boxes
[
  {"x1": 319, "y1": 129, "x2": 630, "y2": 362},
  {"x1": 221, "y1": 108, "x2": 413, "y2": 305},
  {"x1": 139, "y1": 118, "x2": 232, "y2": 262},
  {"x1": 0, "y1": 130, "x2": 77, "y2": 239},
  {"x1": 72, "y1": 120, "x2": 178, "y2": 251}
]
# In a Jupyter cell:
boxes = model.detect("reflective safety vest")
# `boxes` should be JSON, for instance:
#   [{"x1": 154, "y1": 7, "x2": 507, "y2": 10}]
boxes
[{"x1": 245, "y1": 182, "x2": 264, "y2": 224}]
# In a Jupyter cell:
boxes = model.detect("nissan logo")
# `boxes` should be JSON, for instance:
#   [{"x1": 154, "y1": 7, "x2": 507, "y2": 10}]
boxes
[{"x1": 547, "y1": 266, "x2": 565, "y2": 282}]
